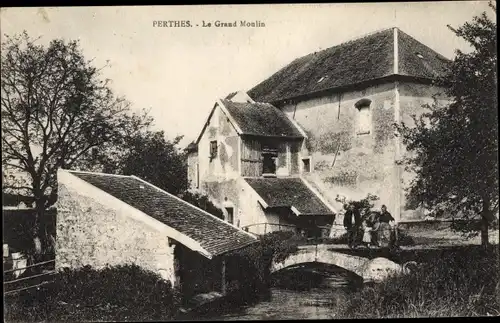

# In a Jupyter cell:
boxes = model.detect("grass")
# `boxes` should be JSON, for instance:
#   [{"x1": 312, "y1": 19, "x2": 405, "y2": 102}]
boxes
[
  {"x1": 398, "y1": 221, "x2": 500, "y2": 246},
  {"x1": 335, "y1": 246, "x2": 500, "y2": 318},
  {"x1": 4, "y1": 264, "x2": 180, "y2": 322}
]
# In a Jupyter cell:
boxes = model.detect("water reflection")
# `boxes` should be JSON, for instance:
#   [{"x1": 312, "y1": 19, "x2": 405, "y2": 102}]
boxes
[{"x1": 199, "y1": 263, "x2": 362, "y2": 321}]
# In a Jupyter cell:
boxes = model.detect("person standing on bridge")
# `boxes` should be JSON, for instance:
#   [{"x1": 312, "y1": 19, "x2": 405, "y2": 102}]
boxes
[
  {"x1": 343, "y1": 203, "x2": 362, "y2": 249},
  {"x1": 364, "y1": 211, "x2": 381, "y2": 248},
  {"x1": 379, "y1": 205, "x2": 398, "y2": 249},
  {"x1": 379, "y1": 205, "x2": 395, "y2": 224}
]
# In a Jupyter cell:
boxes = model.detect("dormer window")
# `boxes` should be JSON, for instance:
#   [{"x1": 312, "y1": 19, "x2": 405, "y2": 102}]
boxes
[{"x1": 355, "y1": 98, "x2": 372, "y2": 135}]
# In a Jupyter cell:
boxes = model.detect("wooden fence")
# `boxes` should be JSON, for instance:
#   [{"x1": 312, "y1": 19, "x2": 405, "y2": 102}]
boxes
[{"x1": 3, "y1": 258, "x2": 56, "y2": 296}]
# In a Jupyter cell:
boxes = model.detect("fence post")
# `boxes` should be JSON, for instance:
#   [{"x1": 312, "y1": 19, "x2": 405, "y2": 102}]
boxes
[{"x1": 265, "y1": 223, "x2": 267, "y2": 234}]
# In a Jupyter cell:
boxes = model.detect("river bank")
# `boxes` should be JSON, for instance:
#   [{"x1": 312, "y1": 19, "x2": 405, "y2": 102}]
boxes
[
  {"x1": 191, "y1": 245, "x2": 499, "y2": 320},
  {"x1": 337, "y1": 245, "x2": 500, "y2": 318}
]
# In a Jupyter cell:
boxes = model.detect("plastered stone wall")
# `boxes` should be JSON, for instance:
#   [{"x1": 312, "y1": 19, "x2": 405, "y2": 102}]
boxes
[
  {"x1": 195, "y1": 104, "x2": 292, "y2": 231},
  {"x1": 280, "y1": 81, "x2": 449, "y2": 221},
  {"x1": 55, "y1": 182, "x2": 176, "y2": 285},
  {"x1": 281, "y1": 82, "x2": 400, "y2": 219},
  {"x1": 201, "y1": 179, "x2": 241, "y2": 225},
  {"x1": 238, "y1": 180, "x2": 279, "y2": 234},
  {"x1": 201, "y1": 178, "x2": 277, "y2": 234},
  {"x1": 198, "y1": 105, "x2": 240, "y2": 185}
]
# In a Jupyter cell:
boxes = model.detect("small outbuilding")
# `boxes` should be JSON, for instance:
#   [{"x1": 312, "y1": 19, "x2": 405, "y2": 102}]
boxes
[{"x1": 56, "y1": 169, "x2": 257, "y2": 298}]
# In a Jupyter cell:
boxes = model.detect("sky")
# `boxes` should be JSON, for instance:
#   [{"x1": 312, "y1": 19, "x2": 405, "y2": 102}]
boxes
[{"x1": 0, "y1": 2, "x2": 495, "y2": 147}]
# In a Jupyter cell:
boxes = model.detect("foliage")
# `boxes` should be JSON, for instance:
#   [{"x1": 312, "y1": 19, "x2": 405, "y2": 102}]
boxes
[
  {"x1": 337, "y1": 247, "x2": 500, "y2": 318},
  {"x1": 1, "y1": 32, "x2": 152, "y2": 239},
  {"x1": 100, "y1": 130, "x2": 224, "y2": 219},
  {"x1": 4, "y1": 264, "x2": 180, "y2": 322},
  {"x1": 179, "y1": 190, "x2": 224, "y2": 219},
  {"x1": 345, "y1": 193, "x2": 380, "y2": 217},
  {"x1": 231, "y1": 231, "x2": 301, "y2": 289},
  {"x1": 102, "y1": 130, "x2": 188, "y2": 196},
  {"x1": 394, "y1": 3, "x2": 498, "y2": 245}
]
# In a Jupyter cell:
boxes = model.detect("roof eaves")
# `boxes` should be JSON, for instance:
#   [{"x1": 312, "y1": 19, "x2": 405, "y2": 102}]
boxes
[
  {"x1": 241, "y1": 133, "x2": 304, "y2": 139},
  {"x1": 211, "y1": 239, "x2": 260, "y2": 257},
  {"x1": 290, "y1": 206, "x2": 301, "y2": 216},
  {"x1": 270, "y1": 74, "x2": 440, "y2": 106}
]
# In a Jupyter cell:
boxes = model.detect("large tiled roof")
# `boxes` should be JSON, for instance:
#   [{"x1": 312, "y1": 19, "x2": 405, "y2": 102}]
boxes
[
  {"x1": 69, "y1": 171, "x2": 257, "y2": 257},
  {"x1": 221, "y1": 99, "x2": 303, "y2": 138},
  {"x1": 397, "y1": 29, "x2": 450, "y2": 80},
  {"x1": 244, "y1": 177, "x2": 334, "y2": 216},
  {"x1": 248, "y1": 27, "x2": 450, "y2": 103}
]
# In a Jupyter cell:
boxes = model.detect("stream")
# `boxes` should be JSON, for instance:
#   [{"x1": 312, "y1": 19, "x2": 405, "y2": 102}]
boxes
[{"x1": 195, "y1": 263, "x2": 363, "y2": 320}]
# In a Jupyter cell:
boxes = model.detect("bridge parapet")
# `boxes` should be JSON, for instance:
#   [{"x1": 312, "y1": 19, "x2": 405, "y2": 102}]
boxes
[{"x1": 270, "y1": 244, "x2": 403, "y2": 283}]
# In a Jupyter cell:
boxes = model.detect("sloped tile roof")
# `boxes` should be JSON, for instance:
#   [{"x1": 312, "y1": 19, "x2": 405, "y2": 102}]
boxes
[
  {"x1": 248, "y1": 27, "x2": 450, "y2": 103},
  {"x1": 69, "y1": 171, "x2": 257, "y2": 257},
  {"x1": 222, "y1": 99, "x2": 303, "y2": 138},
  {"x1": 397, "y1": 29, "x2": 450, "y2": 80},
  {"x1": 244, "y1": 177, "x2": 334, "y2": 215}
]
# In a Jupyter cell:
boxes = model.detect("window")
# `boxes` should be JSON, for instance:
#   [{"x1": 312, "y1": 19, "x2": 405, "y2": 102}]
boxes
[
  {"x1": 225, "y1": 207, "x2": 234, "y2": 225},
  {"x1": 209, "y1": 141, "x2": 218, "y2": 159},
  {"x1": 302, "y1": 157, "x2": 311, "y2": 173},
  {"x1": 262, "y1": 154, "x2": 277, "y2": 176},
  {"x1": 262, "y1": 141, "x2": 278, "y2": 177},
  {"x1": 355, "y1": 98, "x2": 372, "y2": 135}
]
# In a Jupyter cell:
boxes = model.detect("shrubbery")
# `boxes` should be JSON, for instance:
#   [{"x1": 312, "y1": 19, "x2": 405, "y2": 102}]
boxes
[
  {"x1": 230, "y1": 231, "x2": 301, "y2": 292},
  {"x1": 180, "y1": 191, "x2": 224, "y2": 220},
  {"x1": 4, "y1": 264, "x2": 180, "y2": 322},
  {"x1": 337, "y1": 247, "x2": 500, "y2": 318}
]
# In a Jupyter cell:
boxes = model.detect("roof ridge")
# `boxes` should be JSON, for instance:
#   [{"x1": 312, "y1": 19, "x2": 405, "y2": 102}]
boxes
[
  {"x1": 130, "y1": 175, "x2": 258, "y2": 240},
  {"x1": 307, "y1": 27, "x2": 395, "y2": 57},
  {"x1": 63, "y1": 169, "x2": 131, "y2": 178}
]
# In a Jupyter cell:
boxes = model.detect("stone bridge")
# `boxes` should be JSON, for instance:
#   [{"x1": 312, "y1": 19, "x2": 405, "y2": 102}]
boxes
[{"x1": 270, "y1": 244, "x2": 404, "y2": 282}]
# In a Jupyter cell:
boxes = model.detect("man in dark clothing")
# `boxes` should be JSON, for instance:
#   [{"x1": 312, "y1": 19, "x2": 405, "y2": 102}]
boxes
[
  {"x1": 379, "y1": 205, "x2": 398, "y2": 248},
  {"x1": 379, "y1": 205, "x2": 395, "y2": 223},
  {"x1": 343, "y1": 203, "x2": 362, "y2": 248}
]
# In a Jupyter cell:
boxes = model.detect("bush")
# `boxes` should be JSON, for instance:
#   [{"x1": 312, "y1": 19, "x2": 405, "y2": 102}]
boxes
[
  {"x1": 230, "y1": 231, "x2": 301, "y2": 293},
  {"x1": 337, "y1": 247, "x2": 500, "y2": 318},
  {"x1": 180, "y1": 191, "x2": 224, "y2": 220},
  {"x1": 4, "y1": 264, "x2": 180, "y2": 322}
]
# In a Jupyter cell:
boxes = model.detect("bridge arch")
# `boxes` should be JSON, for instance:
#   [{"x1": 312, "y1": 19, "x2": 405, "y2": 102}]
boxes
[{"x1": 270, "y1": 245, "x2": 403, "y2": 282}]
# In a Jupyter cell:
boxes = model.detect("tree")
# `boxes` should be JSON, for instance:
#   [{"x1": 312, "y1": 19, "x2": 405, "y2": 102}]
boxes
[
  {"x1": 395, "y1": 3, "x2": 497, "y2": 247},
  {"x1": 104, "y1": 130, "x2": 225, "y2": 220},
  {"x1": 106, "y1": 130, "x2": 188, "y2": 195},
  {"x1": 346, "y1": 193, "x2": 380, "y2": 217},
  {"x1": 180, "y1": 191, "x2": 224, "y2": 220},
  {"x1": 1, "y1": 32, "x2": 152, "y2": 251}
]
